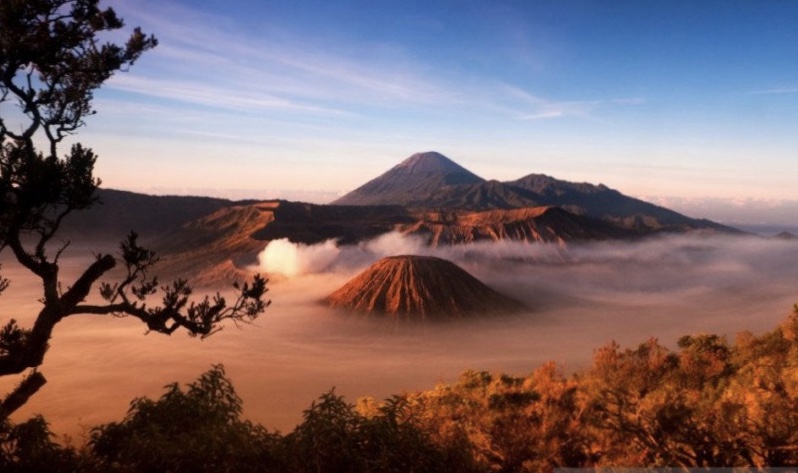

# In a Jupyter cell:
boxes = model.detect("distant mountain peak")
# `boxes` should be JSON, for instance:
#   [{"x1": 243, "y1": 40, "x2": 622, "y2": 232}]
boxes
[
  {"x1": 395, "y1": 151, "x2": 477, "y2": 176},
  {"x1": 331, "y1": 152, "x2": 735, "y2": 234},
  {"x1": 332, "y1": 151, "x2": 484, "y2": 206}
]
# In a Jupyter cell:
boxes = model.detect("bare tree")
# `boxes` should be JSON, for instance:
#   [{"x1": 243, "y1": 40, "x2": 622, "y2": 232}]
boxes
[{"x1": 0, "y1": 0, "x2": 269, "y2": 421}]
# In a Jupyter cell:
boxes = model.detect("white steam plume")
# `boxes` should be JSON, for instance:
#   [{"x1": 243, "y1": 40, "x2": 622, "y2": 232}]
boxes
[
  {"x1": 254, "y1": 232, "x2": 430, "y2": 278},
  {"x1": 257, "y1": 238, "x2": 340, "y2": 277}
]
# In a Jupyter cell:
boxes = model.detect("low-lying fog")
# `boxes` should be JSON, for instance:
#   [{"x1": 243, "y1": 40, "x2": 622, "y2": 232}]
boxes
[{"x1": 1, "y1": 233, "x2": 797, "y2": 439}]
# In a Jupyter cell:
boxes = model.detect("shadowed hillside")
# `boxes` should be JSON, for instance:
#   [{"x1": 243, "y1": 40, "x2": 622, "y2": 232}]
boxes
[
  {"x1": 154, "y1": 203, "x2": 277, "y2": 285},
  {"x1": 60, "y1": 188, "x2": 237, "y2": 241},
  {"x1": 251, "y1": 201, "x2": 416, "y2": 244},
  {"x1": 505, "y1": 173, "x2": 729, "y2": 230}
]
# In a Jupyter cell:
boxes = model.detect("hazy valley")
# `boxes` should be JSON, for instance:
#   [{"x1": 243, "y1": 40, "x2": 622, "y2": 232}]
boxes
[
  {"x1": 4, "y1": 3, "x2": 798, "y2": 469},
  {"x1": 2, "y1": 152, "x2": 796, "y2": 441}
]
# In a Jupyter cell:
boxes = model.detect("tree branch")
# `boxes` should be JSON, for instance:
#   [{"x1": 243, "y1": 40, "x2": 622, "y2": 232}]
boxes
[
  {"x1": 5, "y1": 230, "x2": 60, "y2": 304},
  {"x1": 0, "y1": 370, "x2": 46, "y2": 421},
  {"x1": 59, "y1": 254, "x2": 116, "y2": 309}
]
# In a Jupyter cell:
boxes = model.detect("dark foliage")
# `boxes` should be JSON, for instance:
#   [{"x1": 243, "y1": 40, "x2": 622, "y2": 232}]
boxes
[
  {"x1": 90, "y1": 365, "x2": 282, "y2": 473},
  {"x1": 0, "y1": 0, "x2": 269, "y2": 422},
  {"x1": 284, "y1": 389, "x2": 476, "y2": 473},
  {"x1": 0, "y1": 415, "x2": 82, "y2": 473},
  {"x1": 4, "y1": 309, "x2": 798, "y2": 472}
]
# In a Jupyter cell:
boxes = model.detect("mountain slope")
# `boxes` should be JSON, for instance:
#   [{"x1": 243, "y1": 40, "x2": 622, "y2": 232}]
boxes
[
  {"x1": 332, "y1": 151, "x2": 486, "y2": 206},
  {"x1": 334, "y1": 152, "x2": 737, "y2": 233},
  {"x1": 505, "y1": 174, "x2": 726, "y2": 230},
  {"x1": 326, "y1": 255, "x2": 524, "y2": 318},
  {"x1": 407, "y1": 179, "x2": 540, "y2": 210},
  {"x1": 154, "y1": 203, "x2": 277, "y2": 285},
  {"x1": 252, "y1": 201, "x2": 416, "y2": 244},
  {"x1": 399, "y1": 206, "x2": 634, "y2": 246},
  {"x1": 60, "y1": 188, "x2": 236, "y2": 241},
  {"x1": 151, "y1": 201, "x2": 636, "y2": 284}
]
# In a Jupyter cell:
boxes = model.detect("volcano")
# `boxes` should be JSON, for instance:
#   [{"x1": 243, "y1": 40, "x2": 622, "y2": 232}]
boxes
[
  {"x1": 326, "y1": 255, "x2": 524, "y2": 318},
  {"x1": 331, "y1": 151, "x2": 486, "y2": 207},
  {"x1": 331, "y1": 151, "x2": 736, "y2": 233}
]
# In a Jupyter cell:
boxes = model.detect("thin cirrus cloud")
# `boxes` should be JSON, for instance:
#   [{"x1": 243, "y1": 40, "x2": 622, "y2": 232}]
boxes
[
  {"x1": 501, "y1": 84, "x2": 643, "y2": 121},
  {"x1": 108, "y1": 74, "x2": 352, "y2": 117},
  {"x1": 749, "y1": 86, "x2": 798, "y2": 95},
  {"x1": 152, "y1": 39, "x2": 449, "y2": 107},
  {"x1": 108, "y1": 0, "x2": 636, "y2": 125},
  {"x1": 110, "y1": 2, "x2": 460, "y2": 113}
]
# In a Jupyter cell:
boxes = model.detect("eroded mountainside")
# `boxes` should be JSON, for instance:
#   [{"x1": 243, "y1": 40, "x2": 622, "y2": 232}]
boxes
[
  {"x1": 58, "y1": 152, "x2": 740, "y2": 283},
  {"x1": 400, "y1": 206, "x2": 634, "y2": 245},
  {"x1": 153, "y1": 203, "x2": 277, "y2": 285},
  {"x1": 326, "y1": 255, "x2": 524, "y2": 318}
]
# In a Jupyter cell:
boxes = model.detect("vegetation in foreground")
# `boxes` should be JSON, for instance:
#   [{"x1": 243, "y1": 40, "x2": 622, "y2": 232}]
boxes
[
  {"x1": 0, "y1": 0, "x2": 269, "y2": 426},
  {"x1": 3, "y1": 308, "x2": 798, "y2": 472}
]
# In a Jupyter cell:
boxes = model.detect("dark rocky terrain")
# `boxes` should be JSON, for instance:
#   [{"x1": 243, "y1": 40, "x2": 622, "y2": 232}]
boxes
[{"x1": 60, "y1": 188, "x2": 237, "y2": 241}]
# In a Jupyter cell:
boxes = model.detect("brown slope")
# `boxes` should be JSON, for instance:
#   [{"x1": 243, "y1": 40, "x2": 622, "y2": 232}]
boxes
[
  {"x1": 153, "y1": 203, "x2": 632, "y2": 286},
  {"x1": 399, "y1": 206, "x2": 635, "y2": 246},
  {"x1": 150, "y1": 200, "x2": 415, "y2": 284},
  {"x1": 154, "y1": 202, "x2": 277, "y2": 285},
  {"x1": 251, "y1": 202, "x2": 630, "y2": 247},
  {"x1": 326, "y1": 255, "x2": 524, "y2": 319}
]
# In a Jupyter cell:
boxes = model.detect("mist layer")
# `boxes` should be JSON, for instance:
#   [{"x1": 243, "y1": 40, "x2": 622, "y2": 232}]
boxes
[{"x1": 1, "y1": 233, "x2": 796, "y2": 438}]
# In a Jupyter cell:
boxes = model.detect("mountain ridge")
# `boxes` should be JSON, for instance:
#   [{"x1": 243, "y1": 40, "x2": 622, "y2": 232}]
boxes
[
  {"x1": 399, "y1": 206, "x2": 635, "y2": 246},
  {"x1": 54, "y1": 151, "x2": 744, "y2": 284},
  {"x1": 334, "y1": 151, "x2": 736, "y2": 233}
]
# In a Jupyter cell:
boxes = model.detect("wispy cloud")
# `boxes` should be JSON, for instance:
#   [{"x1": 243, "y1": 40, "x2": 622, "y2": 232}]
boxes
[
  {"x1": 108, "y1": 0, "x2": 640, "y2": 125},
  {"x1": 108, "y1": 0, "x2": 459, "y2": 114},
  {"x1": 750, "y1": 86, "x2": 798, "y2": 95},
  {"x1": 109, "y1": 75, "x2": 352, "y2": 117},
  {"x1": 500, "y1": 84, "x2": 643, "y2": 121},
  {"x1": 517, "y1": 101, "x2": 600, "y2": 120}
]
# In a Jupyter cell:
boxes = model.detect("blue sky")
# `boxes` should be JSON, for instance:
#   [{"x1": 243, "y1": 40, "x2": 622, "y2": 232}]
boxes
[{"x1": 85, "y1": 0, "x2": 797, "y2": 204}]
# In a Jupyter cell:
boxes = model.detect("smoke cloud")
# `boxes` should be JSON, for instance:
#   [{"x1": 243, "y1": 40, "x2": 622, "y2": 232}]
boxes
[
  {"x1": 257, "y1": 238, "x2": 341, "y2": 277},
  {"x1": 255, "y1": 232, "x2": 433, "y2": 276},
  {"x1": 254, "y1": 232, "x2": 797, "y2": 298},
  {"x1": 254, "y1": 231, "x2": 568, "y2": 278}
]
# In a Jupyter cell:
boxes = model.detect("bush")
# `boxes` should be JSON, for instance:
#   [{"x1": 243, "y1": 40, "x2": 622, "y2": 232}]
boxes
[{"x1": 89, "y1": 365, "x2": 281, "y2": 473}]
